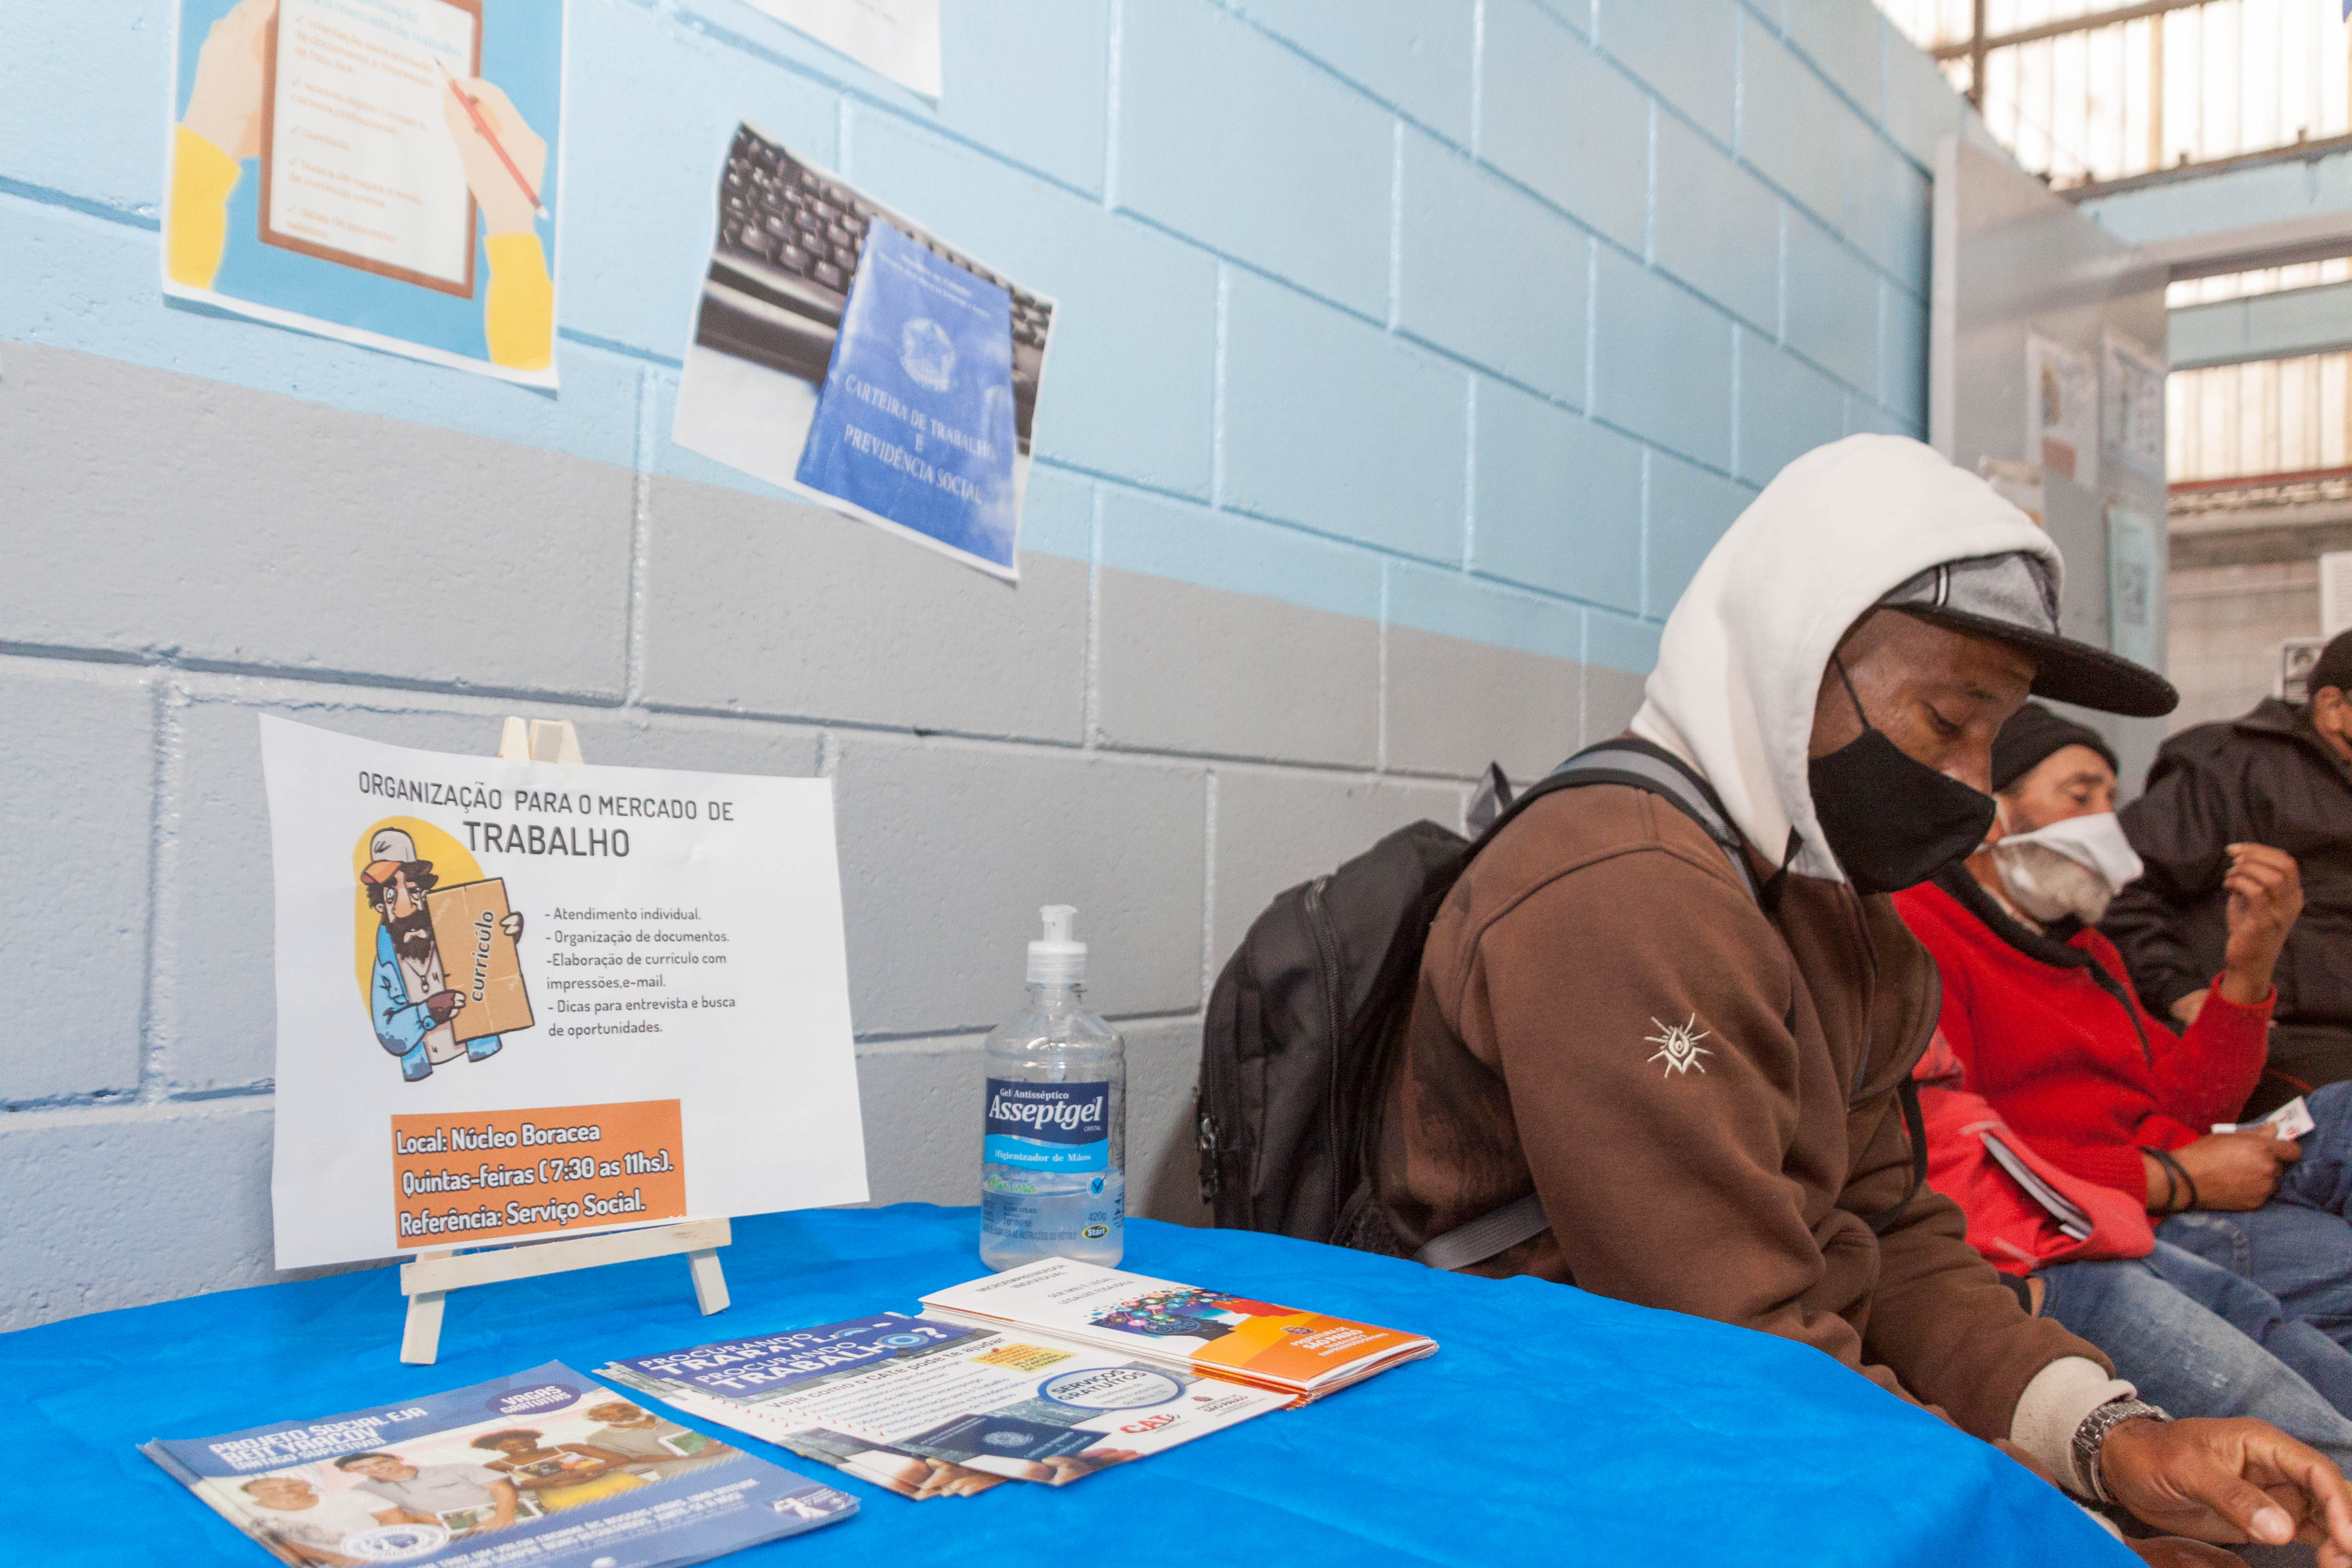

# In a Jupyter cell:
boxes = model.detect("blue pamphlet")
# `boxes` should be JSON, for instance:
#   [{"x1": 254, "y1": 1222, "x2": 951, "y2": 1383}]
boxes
[
  {"x1": 142, "y1": 1361, "x2": 856, "y2": 1566},
  {"x1": 607, "y1": 1316, "x2": 984, "y2": 1401},
  {"x1": 796, "y1": 221, "x2": 1019, "y2": 574}
]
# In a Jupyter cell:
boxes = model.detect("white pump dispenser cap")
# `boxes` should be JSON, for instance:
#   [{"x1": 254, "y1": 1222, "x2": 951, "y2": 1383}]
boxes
[{"x1": 1027, "y1": 904, "x2": 1086, "y2": 985}]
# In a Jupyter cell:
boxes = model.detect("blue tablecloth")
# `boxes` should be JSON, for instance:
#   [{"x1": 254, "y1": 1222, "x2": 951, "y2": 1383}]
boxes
[{"x1": 2, "y1": 1205, "x2": 2126, "y2": 1565}]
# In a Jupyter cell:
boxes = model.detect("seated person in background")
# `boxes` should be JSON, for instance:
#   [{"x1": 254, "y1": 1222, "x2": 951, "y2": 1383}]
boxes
[
  {"x1": 1370, "y1": 435, "x2": 2352, "y2": 1564},
  {"x1": 1911, "y1": 1025, "x2": 2352, "y2": 1471},
  {"x1": 1899, "y1": 700, "x2": 2352, "y2": 1366},
  {"x1": 2105, "y1": 628, "x2": 2352, "y2": 1107}
]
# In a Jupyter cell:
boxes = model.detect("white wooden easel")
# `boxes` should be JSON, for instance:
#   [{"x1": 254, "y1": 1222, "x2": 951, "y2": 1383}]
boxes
[{"x1": 397, "y1": 717, "x2": 733, "y2": 1364}]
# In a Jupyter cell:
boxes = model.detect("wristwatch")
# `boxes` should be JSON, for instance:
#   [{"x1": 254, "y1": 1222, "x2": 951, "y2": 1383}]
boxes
[{"x1": 2072, "y1": 1396, "x2": 2171, "y2": 1502}]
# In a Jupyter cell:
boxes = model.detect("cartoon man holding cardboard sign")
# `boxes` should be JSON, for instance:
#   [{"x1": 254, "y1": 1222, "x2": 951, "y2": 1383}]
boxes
[{"x1": 361, "y1": 826, "x2": 529, "y2": 1082}]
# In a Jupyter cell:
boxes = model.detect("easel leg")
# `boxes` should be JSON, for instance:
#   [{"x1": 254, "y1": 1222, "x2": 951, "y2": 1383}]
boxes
[
  {"x1": 401, "y1": 1290, "x2": 447, "y2": 1365},
  {"x1": 687, "y1": 1248, "x2": 730, "y2": 1315}
]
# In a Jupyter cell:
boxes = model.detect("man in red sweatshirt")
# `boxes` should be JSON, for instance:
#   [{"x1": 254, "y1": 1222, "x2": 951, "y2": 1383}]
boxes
[{"x1": 1897, "y1": 702, "x2": 2352, "y2": 1363}]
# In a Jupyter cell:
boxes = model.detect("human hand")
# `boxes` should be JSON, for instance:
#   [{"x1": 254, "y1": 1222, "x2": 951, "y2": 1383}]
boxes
[
  {"x1": 183, "y1": 0, "x2": 277, "y2": 160},
  {"x1": 2168, "y1": 1131, "x2": 2300, "y2": 1211},
  {"x1": 500, "y1": 911, "x2": 524, "y2": 941},
  {"x1": 426, "y1": 990, "x2": 467, "y2": 1024},
  {"x1": 2170, "y1": 990, "x2": 2209, "y2": 1029},
  {"x1": 2102, "y1": 1415, "x2": 2352, "y2": 1567},
  {"x1": 2220, "y1": 844, "x2": 2302, "y2": 1005},
  {"x1": 911, "y1": 1460, "x2": 994, "y2": 1498},
  {"x1": 440, "y1": 76, "x2": 544, "y2": 236}
]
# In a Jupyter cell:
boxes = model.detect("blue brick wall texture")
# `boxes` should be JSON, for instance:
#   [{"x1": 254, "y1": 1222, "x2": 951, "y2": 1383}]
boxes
[{"x1": 0, "y1": 0, "x2": 1966, "y2": 1328}]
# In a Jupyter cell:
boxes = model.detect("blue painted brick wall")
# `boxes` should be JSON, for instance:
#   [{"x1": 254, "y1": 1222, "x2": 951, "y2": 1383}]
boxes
[{"x1": 0, "y1": 0, "x2": 1960, "y2": 675}]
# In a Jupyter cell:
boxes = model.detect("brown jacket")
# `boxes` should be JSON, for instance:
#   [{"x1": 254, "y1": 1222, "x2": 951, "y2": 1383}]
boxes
[{"x1": 1373, "y1": 782, "x2": 2104, "y2": 1440}]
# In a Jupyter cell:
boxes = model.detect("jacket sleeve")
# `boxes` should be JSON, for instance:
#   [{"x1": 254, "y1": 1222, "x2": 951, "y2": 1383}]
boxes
[
  {"x1": 1853, "y1": 1093, "x2": 2112, "y2": 1439},
  {"x1": 1458, "y1": 840, "x2": 2092, "y2": 1429},
  {"x1": 2106, "y1": 757, "x2": 2236, "y2": 1016},
  {"x1": 483, "y1": 232, "x2": 554, "y2": 371},
  {"x1": 167, "y1": 125, "x2": 240, "y2": 290},
  {"x1": 2158, "y1": 976, "x2": 2274, "y2": 1133}
]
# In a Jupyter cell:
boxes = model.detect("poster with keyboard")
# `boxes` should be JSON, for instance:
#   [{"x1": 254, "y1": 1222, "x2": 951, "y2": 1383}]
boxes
[{"x1": 672, "y1": 121, "x2": 1056, "y2": 580}]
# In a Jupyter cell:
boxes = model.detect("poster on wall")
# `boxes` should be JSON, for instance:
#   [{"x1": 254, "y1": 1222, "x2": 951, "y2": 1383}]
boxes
[
  {"x1": 672, "y1": 121, "x2": 1056, "y2": 581},
  {"x1": 2106, "y1": 504, "x2": 2161, "y2": 670},
  {"x1": 2102, "y1": 332, "x2": 2166, "y2": 478},
  {"x1": 2026, "y1": 332, "x2": 2099, "y2": 489},
  {"x1": 163, "y1": 0, "x2": 566, "y2": 388},
  {"x1": 740, "y1": 0, "x2": 941, "y2": 97},
  {"x1": 258, "y1": 717, "x2": 866, "y2": 1269}
]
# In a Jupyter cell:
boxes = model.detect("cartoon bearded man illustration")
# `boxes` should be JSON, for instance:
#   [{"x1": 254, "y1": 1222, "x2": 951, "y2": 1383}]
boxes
[{"x1": 362, "y1": 827, "x2": 524, "y2": 1081}]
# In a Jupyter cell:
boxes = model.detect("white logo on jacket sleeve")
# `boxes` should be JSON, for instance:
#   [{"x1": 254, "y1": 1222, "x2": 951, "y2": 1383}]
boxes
[{"x1": 1645, "y1": 1014, "x2": 1714, "y2": 1077}]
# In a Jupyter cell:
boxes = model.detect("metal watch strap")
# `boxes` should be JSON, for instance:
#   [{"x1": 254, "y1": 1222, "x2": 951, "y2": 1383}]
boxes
[{"x1": 2072, "y1": 1396, "x2": 2170, "y2": 1503}]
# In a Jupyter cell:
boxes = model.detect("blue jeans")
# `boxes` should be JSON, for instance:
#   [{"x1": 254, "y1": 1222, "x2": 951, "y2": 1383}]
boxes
[
  {"x1": 2160, "y1": 1078, "x2": 2352, "y2": 1358},
  {"x1": 2040, "y1": 1241, "x2": 2352, "y2": 1470}
]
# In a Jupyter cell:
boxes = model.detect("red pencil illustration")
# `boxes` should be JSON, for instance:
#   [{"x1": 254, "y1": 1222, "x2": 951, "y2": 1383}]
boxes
[{"x1": 436, "y1": 58, "x2": 548, "y2": 221}]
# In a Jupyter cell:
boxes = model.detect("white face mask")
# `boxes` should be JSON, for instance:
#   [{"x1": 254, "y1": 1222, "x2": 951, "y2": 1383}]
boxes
[{"x1": 1988, "y1": 810, "x2": 2144, "y2": 925}]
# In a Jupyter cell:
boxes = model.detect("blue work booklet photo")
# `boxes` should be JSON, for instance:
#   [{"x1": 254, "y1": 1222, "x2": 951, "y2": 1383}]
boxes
[
  {"x1": 795, "y1": 220, "x2": 1020, "y2": 576},
  {"x1": 142, "y1": 1361, "x2": 856, "y2": 1566}
]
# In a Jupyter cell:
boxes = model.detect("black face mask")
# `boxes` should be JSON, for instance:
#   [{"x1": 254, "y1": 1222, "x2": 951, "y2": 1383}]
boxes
[{"x1": 1807, "y1": 657, "x2": 1995, "y2": 895}]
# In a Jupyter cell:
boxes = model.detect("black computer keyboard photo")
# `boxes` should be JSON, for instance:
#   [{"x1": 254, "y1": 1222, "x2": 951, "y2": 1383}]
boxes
[{"x1": 696, "y1": 123, "x2": 1052, "y2": 452}]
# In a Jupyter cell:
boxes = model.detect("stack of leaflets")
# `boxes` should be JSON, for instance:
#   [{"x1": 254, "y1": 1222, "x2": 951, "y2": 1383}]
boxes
[
  {"x1": 598, "y1": 1314, "x2": 1291, "y2": 1500},
  {"x1": 1977, "y1": 1128, "x2": 2093, "y2": 1241},
  {"x1": 920, "y1": 1259, "x2": 1437, "y2": 1404},
  {"x1": 142, "y1": 1362, "x2": 855, "y2": 1567}
]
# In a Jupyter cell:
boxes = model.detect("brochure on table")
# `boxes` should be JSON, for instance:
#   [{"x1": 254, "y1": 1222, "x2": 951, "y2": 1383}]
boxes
[
  {"x1": 259, "y1": 716, "x2": 865, "y2": 1269},
  {"x1": 920, "y1": 1259, "x2": 1438, "y2": 1402},
  {"x1": 164, "y1": 0, "x2": 565, "y2": 386},
  {"x1": 599, "y1": 1313, "x2": 1290, "y2": 1500},
  {"x1": 143, "y1": 1362, "x2": 855, "y2": 1567}
]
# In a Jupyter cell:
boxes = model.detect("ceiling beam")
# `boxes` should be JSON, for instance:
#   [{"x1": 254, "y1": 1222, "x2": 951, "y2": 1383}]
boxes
[
  {"x1": 1931, "y1": 0, "x2": 2215, "y2": 61},
  {"x1": 2141, "y1": 210, "x2": 2352, "y2": 282}
]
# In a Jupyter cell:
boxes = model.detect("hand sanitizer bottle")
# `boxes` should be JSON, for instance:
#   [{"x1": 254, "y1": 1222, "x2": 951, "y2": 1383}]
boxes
[{"x1": 980, "y1": 905, "x2": 1125, "y2": 1270}]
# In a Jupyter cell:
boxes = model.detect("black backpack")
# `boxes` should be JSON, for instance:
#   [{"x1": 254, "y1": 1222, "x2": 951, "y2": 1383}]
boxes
[{"x1": 1194, "y1": 738, "x2": 1925, "y2": 1273}]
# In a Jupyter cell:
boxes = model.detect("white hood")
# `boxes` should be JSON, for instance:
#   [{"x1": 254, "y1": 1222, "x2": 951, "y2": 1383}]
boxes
[{"x1": 1629, "y1": 435, "x2": 2060, "y2": 883}]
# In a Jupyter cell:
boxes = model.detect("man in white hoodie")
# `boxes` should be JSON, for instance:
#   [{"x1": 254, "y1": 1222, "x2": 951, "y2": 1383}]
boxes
[{"x1": 1372, "y1": 436, "x2": 2352, "y2": 1562}]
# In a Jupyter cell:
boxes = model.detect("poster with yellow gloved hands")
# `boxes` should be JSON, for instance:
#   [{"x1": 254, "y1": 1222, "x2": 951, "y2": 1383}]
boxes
[{"x1": 165, "y1": 0, "x2": 564, "y2": 387}]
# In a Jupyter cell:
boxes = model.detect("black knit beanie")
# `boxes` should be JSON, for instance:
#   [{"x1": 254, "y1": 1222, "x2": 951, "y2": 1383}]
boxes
[{"x1": 1991, "y1": 702, "x2": 2119, "y2": 793}]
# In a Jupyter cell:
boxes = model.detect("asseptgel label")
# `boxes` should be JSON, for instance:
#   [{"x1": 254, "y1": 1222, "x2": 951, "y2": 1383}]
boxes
[{"x1": 983, "y1": 1079, "x2": 1109, "y2": 1172}]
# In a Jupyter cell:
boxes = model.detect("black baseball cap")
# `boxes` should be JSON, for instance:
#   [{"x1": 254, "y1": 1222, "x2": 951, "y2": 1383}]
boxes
[{"x1": 1878, "y1": 553, "x2": 2178, "y2": 718}]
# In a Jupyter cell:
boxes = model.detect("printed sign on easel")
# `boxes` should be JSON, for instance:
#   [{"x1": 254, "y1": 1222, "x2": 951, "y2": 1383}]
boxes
[{"x1": 259, "y1": 716, "x2": 867, "y2": 1273}]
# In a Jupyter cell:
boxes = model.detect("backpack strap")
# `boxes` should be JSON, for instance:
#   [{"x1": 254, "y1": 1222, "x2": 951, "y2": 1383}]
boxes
[
  {"x1": 1519, "y1": 739, "x2": 1760, "y2": 902},
  {"x1": 1413, "y1": 1191, "x2": 1550, "y2": 1271}
]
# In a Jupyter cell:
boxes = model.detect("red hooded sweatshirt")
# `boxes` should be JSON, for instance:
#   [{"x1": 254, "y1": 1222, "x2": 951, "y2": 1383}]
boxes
[{"x1": 1894, "y1": 871, "x2": 2273, "y2": 1205}]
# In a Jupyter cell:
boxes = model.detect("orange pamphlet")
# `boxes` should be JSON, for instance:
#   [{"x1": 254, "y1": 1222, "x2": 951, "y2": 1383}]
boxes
[{"x1": 919, "y1": 1259, "x2": 1434, "y2": 1404}]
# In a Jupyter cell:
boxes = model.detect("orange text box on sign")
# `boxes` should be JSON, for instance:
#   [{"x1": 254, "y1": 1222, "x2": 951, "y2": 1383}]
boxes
[{"x1": 391, "y1": 1099, "x2": 686, "y2": 1249}]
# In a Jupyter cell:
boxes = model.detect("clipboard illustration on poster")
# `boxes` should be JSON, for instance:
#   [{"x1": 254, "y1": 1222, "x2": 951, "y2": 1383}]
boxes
[
  {"x1": 674, "y1": 122, "x2": 1057, "y2": 580},
  {"x1": 259, "y1": 0, "x2": 482, "y2": 296},
  {"x1": 164, "y1": 0, "x2": 564, "y2": 386}
]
